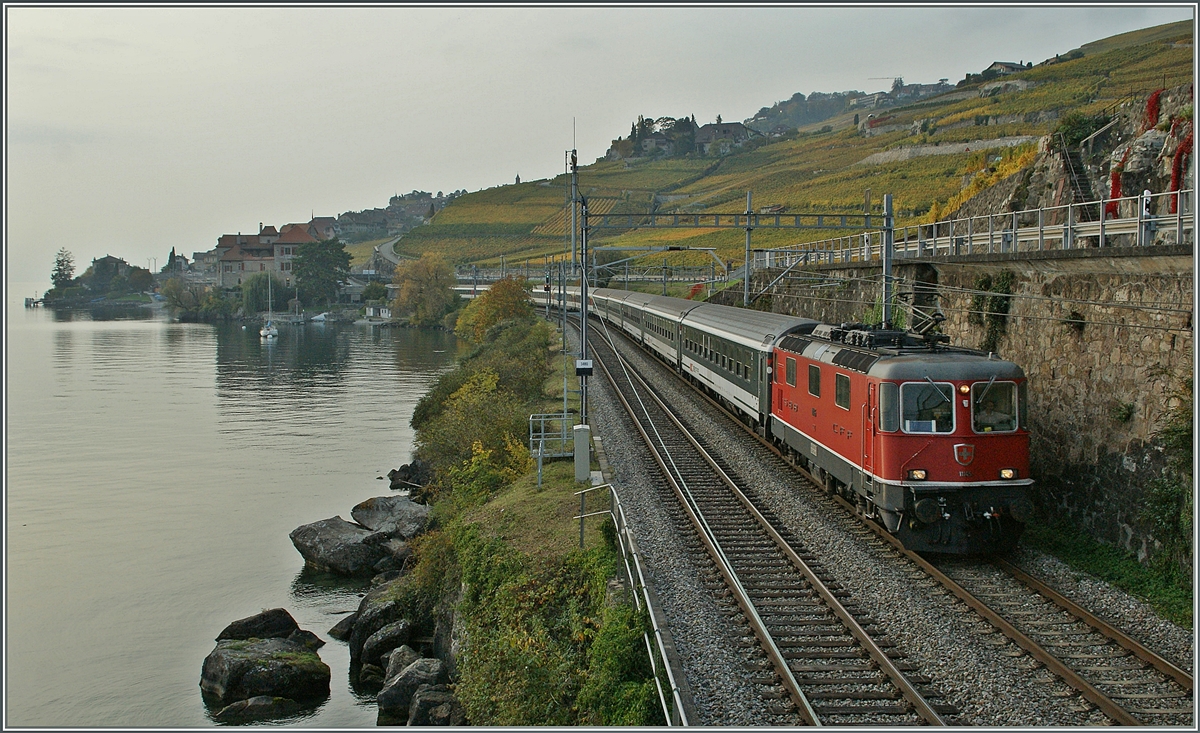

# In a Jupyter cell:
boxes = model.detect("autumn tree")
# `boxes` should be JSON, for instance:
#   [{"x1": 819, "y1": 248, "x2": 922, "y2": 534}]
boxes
[
  {"x1": 293, "y1": 237, "x2": 351, "y2": 305},
  {"x1": 454, "y1": 276, "x2": 534, "y2": 342},
  {"x1": 51, "y1": 248, "x2": 75, "y2": 289},
  {"x1": 161, "y1": 277, "x2": 204, "y2": 311},
  {"x1": 392, "y1": 253, "x2": 459, "y2": 326}
]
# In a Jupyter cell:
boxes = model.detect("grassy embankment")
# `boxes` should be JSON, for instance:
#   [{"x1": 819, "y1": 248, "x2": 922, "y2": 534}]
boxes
[{"x1": 376, "y1": 294, "x2": 664, "y2": 725}]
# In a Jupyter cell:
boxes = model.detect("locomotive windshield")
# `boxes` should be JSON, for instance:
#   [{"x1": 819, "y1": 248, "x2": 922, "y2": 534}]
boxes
[
  {"x1": 972, "y1": 381, "x2": 1018, "y2": 432},
  {"x1": 901, "y1": 382, "x2": 954, "y2": 433}
]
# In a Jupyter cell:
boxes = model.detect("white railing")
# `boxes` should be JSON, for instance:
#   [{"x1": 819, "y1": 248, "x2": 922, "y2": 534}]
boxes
[{"x1": 755, "y1": 188, "x2": 1193, "y2": 268}]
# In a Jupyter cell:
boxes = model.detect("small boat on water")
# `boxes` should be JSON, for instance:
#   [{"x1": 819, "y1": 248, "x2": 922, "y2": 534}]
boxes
[
  {"x1": 260, "y1": 277, "x2": 278, "y2": 339},
  {"x1": 310, "y1": 311, "x2": 330, "y2": 322}
]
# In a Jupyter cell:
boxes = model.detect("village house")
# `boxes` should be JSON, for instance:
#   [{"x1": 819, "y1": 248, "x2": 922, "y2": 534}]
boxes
[
  {"x1": 695, "y1": 122, "x2": 752, "y2": 155},
  {"x1": 212, "y1": 219, "x2": 330, "y2": 287},
  {"x1": 640, "y1": 132, "x2": 675, "y2": 155},
  {"x1": 985, "y1": 61, "x2": 1031, "y2": 76}
]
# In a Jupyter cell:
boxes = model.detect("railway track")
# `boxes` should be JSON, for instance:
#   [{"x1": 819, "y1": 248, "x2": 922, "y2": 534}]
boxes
[
  {"x1": 586, "y1": 320, "x2": 957, "y2": 726},
  {"x1": 582, "y1": 311, "x2": 1193, "y2": 727}
]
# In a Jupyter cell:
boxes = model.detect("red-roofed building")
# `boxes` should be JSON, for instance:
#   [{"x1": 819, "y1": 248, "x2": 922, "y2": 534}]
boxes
[{"x1": 309, "y1": 216, "x2": 337, "y2": 241}]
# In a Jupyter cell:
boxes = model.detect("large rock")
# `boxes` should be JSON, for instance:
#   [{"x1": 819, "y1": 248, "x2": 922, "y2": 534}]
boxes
[
  {"x1": 289, "y1": 517, "x2": 386, "y2": 576},
  {"x1": 361, "y1": 619, "x2": 412, "y2": 668},
  {"x1": 350, "y1": 496, "x2": 430, "y2": 539},
  {"x1": 328, "y1": 612, "x2": 357, "y2": 641},
  {"x1": 347, "y1": 577, "x2": 406, "y2": 664},
  {"x1": 212, "y1": 695, "x2": 301, "y2": 723},
  {"x1": 384, "y1": 645, "x2": 421, "y2": 682},
  {"x1": 388, "y1": 460, "x2": 431, "y2": 491},
  {"x1": 406, "y1": 684, "x2": 466, "y2": 726},
  {"x1": 200, "y1": 637, "x2": 330, "y2": 707},
  {"x1": 216, "y1": 608, "x2": 299, "y2": 641},
  {"x1": 376, "y1": 658, "x2": 448, "y2": 722}
]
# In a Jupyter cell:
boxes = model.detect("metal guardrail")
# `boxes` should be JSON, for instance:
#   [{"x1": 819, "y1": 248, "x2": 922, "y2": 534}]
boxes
[
  {"x1": 754, "y1": 188, "x2": 1193, "y2": 268},
  {"x1": 575, "y1": 480, "x2": 691, "y2": 726},
  {"x1": 528, "y1": 413, "x2": 574, "y2": 458}
]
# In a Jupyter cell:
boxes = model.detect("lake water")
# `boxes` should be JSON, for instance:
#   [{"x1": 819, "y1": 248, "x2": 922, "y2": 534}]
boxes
[{"x1": 5, "y1": 292, "x2": 462, "y2": 727}]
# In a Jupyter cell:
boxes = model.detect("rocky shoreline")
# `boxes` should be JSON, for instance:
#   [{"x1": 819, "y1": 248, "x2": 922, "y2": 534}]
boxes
[{"x1": 200, "y1": 461, "x2": 465, "y2": 726}]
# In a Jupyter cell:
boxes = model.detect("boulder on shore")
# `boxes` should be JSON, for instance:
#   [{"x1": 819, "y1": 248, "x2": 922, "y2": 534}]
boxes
[
  {"x1": 376, "y1": 657, "x2": 448, "y2": 722},
  {"x1": 361, "y1": 618, "x2": 412, "y2": 668},
  {"x1": 200, "y1": 637, "x2": 330, "y2": 707},
  {"x1": 384, "y1": 645, "x2": 422, "y2": 682},
  {"x1": 289, "y1": 516, "x2": 386, "y2": 576},
  {"x1": 350, "y1": 496, "x2": 431, "y2": 540},
  {"x1": 216, "y1": 608, "x2": 299, "y2": 641},
  {"x1": 388, "y1": 460, "x2": 431, "y2": 491},
  {"x1": 328, "y1": 612, "x2": 357, "y2": 641},
  {"x1": 213, "y1": 695, "x2": 302, "y2": 723},
  {"x1": 406, "y1": 684, "x2": 467, "y2": 726},
  {"x1": 347, "y1": 577, "x2": 406, "y2": 664}
]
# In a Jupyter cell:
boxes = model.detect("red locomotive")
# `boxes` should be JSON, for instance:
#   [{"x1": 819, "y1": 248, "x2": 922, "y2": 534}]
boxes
[{"x1": 769, "y1": 322, "x2": 1033, "y2": 554}]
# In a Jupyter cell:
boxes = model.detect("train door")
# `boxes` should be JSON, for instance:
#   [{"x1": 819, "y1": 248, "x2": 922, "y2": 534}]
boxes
[{"x1": 862, "y1": 383, "x2": 876, "y2": 477}]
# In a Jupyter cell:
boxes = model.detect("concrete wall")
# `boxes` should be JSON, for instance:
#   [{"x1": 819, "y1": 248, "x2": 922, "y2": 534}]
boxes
[{"x1": 738, "y1": 246, "x2": 1192, "y2": 561}]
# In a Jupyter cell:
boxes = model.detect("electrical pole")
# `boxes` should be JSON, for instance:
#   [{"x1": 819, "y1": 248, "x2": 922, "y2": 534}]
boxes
[
  {"x1": 882, "y1": 193, "x2": 894, "y2": 326},
  {"x1": 579, "y1": 195, "x2": 590, "y2": 425},
  {"x1": 743, "y1": 191, "x2": 753, "y2": 307},
  {"x1": 571, "y1": 150, "x2": 579, "y2": 277}
]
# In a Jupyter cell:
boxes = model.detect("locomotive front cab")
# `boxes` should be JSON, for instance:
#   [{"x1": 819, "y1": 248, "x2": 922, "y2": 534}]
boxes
[{"x1": 874, "y1": 367, "x2": 1033, "y2": 554}]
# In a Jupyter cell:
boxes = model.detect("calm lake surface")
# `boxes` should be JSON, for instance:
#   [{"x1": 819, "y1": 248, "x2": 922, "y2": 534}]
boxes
[{"x1": 6, "y1": 294, "x2": 462, "y2": 727}]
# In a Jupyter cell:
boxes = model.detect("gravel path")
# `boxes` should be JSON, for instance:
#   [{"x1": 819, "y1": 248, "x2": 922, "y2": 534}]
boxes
[{"x1": 580, "y1": 321, "x2": 1193, "y2": 726}]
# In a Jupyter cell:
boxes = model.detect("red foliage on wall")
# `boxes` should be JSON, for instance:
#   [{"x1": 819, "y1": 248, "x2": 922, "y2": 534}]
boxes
[
  {"x1": 1144, "y1": 89, "x2": 1164, "y2": 131},
  {"x1": 1169, "y1": 129, "x2": 1193, "y2": 214},
  {"x1": 1106, "y1": 148, "x2": 1131, "y2": 218}
]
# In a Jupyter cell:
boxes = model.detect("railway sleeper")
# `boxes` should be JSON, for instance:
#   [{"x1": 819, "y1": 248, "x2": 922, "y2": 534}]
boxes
[{"x1": 806, "y1": 691, "x2": 901, "y2": 700}]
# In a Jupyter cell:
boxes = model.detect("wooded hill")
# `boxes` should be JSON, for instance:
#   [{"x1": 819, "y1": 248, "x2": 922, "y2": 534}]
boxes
[{"x1": 395, "y1": 20, "x2": 1193, "y2": 271}]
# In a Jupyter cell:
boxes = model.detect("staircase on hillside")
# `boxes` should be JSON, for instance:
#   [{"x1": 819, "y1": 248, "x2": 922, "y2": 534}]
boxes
[{"x1": 1058, "y1": 133, "x2": 1098, "y2": 222}]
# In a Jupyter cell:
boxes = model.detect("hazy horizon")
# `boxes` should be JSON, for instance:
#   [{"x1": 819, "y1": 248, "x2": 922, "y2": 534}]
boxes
[{"x1": 6, "y1": 5, "x2": 1194, "y2": 286}]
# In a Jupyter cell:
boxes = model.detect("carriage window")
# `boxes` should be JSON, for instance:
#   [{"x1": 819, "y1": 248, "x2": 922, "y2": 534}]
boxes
[
  {"x1": 808, "y1": 364, "x2": 820, "y2": 397},
  {"x1": 1018, "y1": 381, "x2": 1028, "y2": 430},
  {"x1": 972, "y1": 381, "x2": 1018, "y2": 433},
  {"x1": 785, "y1": 357, "x2": 796, "y2": 386},
  {"x1": 835, "y1": 374, "x2": 851, "y2": 410},
  {"x1": 879, "y1": 382, "x2": 899, "y2": 432},
  {"x1": 901, "y1": 382, "x2": 954, "y2": 433}
]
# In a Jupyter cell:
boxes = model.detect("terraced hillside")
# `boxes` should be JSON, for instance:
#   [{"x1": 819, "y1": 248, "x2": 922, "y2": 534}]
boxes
[{"x1": 394, "y1": 20, "x2": 1192, "y2": 271}]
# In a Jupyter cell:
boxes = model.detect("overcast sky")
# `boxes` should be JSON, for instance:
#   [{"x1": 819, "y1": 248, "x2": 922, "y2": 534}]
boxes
[{"x1": 5, "y1": 4, "x2": 1194, "y2": 286}]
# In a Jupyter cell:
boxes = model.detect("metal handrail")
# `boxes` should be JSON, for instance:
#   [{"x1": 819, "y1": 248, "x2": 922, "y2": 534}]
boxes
[{"x1": 756, "y1": 188, "x2": 1193, "y2": 268}]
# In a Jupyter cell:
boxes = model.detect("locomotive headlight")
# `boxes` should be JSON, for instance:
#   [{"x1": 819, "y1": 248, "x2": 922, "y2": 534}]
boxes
[
  {"x1": 999, "y1": 468, "x2": 1016, "y2": 480},
  {"x1": 958, "y1": 384, "x2": 970, "y2": 394},
  {"x1": 907, "y1": 469, "x2": 928, "y2": 480}
]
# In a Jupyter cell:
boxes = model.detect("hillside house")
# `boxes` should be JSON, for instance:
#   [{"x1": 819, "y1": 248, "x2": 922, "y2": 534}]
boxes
[
  {"x1": 640, "y1": 133, "x2": 675, "y2": 155},
  {"x1": 695, "y1": 122, "x2": 752, "y2": 155},
  {"x1": 985, "y1": 61, "x2": 1031, "y2": 76},
  {"x1": 848, "y1": 92, "x2": 891, "y2": 109},
  {"x1": 310, "y1": 216, "x2": 337, "y2": 241}
]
